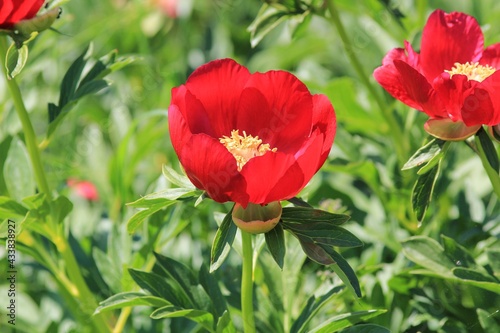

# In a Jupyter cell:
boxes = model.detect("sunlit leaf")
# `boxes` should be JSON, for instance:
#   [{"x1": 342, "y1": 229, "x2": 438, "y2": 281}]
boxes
[
  {"x1": 248, "y1": 4, "x2": 288, "y2": 47},
  {"x1": 402, "y1": 236, "x2": 455, "y2": 277},
  {"x1": 216, "y1": 310, "x2": 236, "y2": 333},
  {"x1": 402, "y1": 138, "x2": 447, "y2": 171},
  {"x1": 150, "y1": 306, "x2": 214, "y2": 331},
  {"x1": 94, "y1": 292, "x2": 170, "y2": 314},
  {"x1": 308, "y1": 309, "x2": 387, "y2": 333},
  {"x1": 412, "y1": 161, "x2": 440, "y2": 222},
  {"x1": 3, "y1": 137, "x2": 35, "y2": 201}
]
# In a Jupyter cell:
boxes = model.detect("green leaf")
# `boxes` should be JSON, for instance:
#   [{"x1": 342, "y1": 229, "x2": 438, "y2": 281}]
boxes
[
  {"x1": 199, "y1": 265, "x2": 227, "y2": 318},
  {"x1": 93, "y1": 248, "x2": 122, "y2": 293},
  {"x1": 3, "y1": 137, "x2": 35, "y2": 201},
  {"x1": 412, "y1": 161, "x2": 440, "y2": 222},
  {"x1": 51, "y1": 195, "x2": 73, "y2": 224},
  {"x1": 94, "y1": 292, "x2": 170, "y2": 314},
  {"x1": 210, "y1": 208, "x2": 237, "y2": 272},
  {"x1": 162, "y1": 164, "x2": 195, "y2": 189},
  {"x1": 440, "y1": 235, "x2": 481, "y2": 271},
  {"x1": 452, "y1": 268, "x2": 500, "y2": 293},
  {"x1": 477, "y1": 308, "x2": 500, "y2": 333},
  {"x1": 340, "y1": 324, "x2": 391, "y2": 333},
  {"x1": 248, "y1": 4, "x2": 289, "y2": 48},
  {"x1": 265, "y1": 222, "x2": 286, "y2": 269},
  {"x1": 281, "y1": 207, "x2": 350, "y2": 225},
  {"x1": 476, "y1": 127, "x2": 500, "y2": 173},
  {"x1": 150, "y1": 306, "x2": 214, "y2": 330},
  {"x1": 322, "y1": 246, "x2": 362, "y2": 297},
  {"x1": 291, "y1": 286, "x2": 343, "y2": 333},
  {"x1": 282, "y1": 222, "x2": 362, "y2": 248},
  {"x1": 308, "y1": 309, "x2": 387, "y2": 333},
  {"x1": 402, "y1": 138, "x2": 447, "y2": 171},
  {"x1": 59, "y1": 45, "x2": 92, "y2": 108},
  {"x1": 5, "y1": 42, "x2": 29, "y2": 79},
  {"x1": 0, "y1": 196, "x2": 28, "y2": 219},
  {"x1": 402, "y1": 236, "x2": 455, "y2": 277},
  {"x1": 216, "y1": 310, "x2": 236, "y2": 333},
  {"x1": 486, "y1": 249, "x2": 500, "y2": 274},
  {"x1": 295, "y1": 236, "x2": 335, "y2": 265},
  {"x1": 127, "y1": 188, "x2": 197, "y2": 233},
  {"x1": 73, "y1": 79, "x2": 109, "y2": 100},
  {"x1": 128, "y1": 269, "x2": 186, "y2": 306}
]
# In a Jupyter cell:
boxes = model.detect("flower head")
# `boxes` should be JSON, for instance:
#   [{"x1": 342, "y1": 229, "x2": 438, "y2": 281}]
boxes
[
  {"x1": 67, "y1": 179, "x2": 99, "y2": 202},
  {"x1": 0, "y1": 0, "x2": 45, "y2": 29},
  {"x1": 374, "y1": 9, "x2": 500, "y2": 140},
  {"x1": 168, "y1": 59, "x2": 336, "y2": 208}
]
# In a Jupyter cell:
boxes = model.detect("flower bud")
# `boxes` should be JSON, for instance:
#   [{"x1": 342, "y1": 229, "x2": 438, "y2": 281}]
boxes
[{"x1": 232, "y1": 201, "x2": 282, "y2": 234}]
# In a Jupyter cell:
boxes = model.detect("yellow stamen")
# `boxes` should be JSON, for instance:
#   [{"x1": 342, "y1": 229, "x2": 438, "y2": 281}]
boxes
[
  {"x1": 220, "y1": 130, "x2": 277, "y2": 171},
  {"x1": 445, "y1": 62, "x2": 495, "y2": 82}
]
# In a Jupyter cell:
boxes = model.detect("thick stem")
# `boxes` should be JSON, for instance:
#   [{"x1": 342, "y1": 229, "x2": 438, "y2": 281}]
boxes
[
  {"x1": 474, "y1": 134, "x2": 500, "y2": 199},
  {"x1": 241, "y1": 230, "x2": 256, "y2": 333},
  {"x1": 0, "y1": 37, "x2": 52, "y2": 199},
  {"x1": 324, "y1": 0, "x2": 408, "y2": 164}
]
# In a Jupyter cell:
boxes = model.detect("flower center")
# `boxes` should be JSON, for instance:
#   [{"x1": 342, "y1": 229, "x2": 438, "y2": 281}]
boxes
[
  {"x1": 220, "y1": 130, "x2": 277, "y2": 171},
  {"x1": 445, "y1": 62, "x2": 495, "y2": 82}
]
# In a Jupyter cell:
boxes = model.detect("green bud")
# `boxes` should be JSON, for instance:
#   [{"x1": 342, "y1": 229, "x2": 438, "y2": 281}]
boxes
[{"x1": 232, "y1": 201, "x2": 282, "y2": 234}]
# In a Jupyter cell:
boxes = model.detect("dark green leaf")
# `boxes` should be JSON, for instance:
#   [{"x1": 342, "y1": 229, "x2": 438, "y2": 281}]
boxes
[
  {"x1": 321, "y1": 246, "x2": 362, "y2": 297},
  {"x1": 281, "y1": 207, "x2": 349, "y2": 225},
  {"x1": 128, "y1": 269, "x2": 186, "y2": 306},
  {"x1": 308, "y1": 309, "x2": 387, "y2": 333},
  {"x1": 199, "y1": 264, "x2": 227, "y2": 318},
  {"x1": 73, "y1": 79, "x2": 109, "y2": 100},
  {"x1": 210, "y1": 208, "x2": 237, "y2": 272},
  {"x1": 412, "y1": 161, "x2": 440, "y2": 222},
  {"x1": 295, "y1": 235, "x2": 335, "y2": 265},
  {"x1": 291, "y1": 286, "x2": 343, "y2": 333},
  {"x1": 150, "y1": 306, "x2": 214, "y2": 331},
  {"x1": 476, "y1": 127, "x2": 500, "y2": 173},
  {"x1": 59, "y1": 45, "x2": 91, "y2": 108},
  {"x1": 282, "y1": 222, "x2": 362, "y2": 248},
  {"x1": 0, "y1": 196, "x2": 28, "y2": 219},
  {"x1": 452, "y1": 267, "x2": 498, "y2": 283},
  {"x1": 94, "y1": 292, "x2": 170, "y2": 314},
  {"x1": 402, "y1": 138, "x2": 447, "y2": 171},
  {"x1": 441, "y1": 235, "x2": 480, "y2": 271},
  {"x1": 265, "y1": 223, "x2": 286, "y2": 269},
  {"x1": 248, "y1": 4, "x2": 289, "y2": 48}
]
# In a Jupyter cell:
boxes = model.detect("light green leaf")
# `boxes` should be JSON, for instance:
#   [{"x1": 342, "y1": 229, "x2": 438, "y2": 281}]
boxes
[
  {"x1": 94, "y1": 292, "x2": 170, "y2": 314},
  {"x1": 248, "y1": 4, "x2": 289, "y2": 48},
  {"x1": 308, "y1": 309, "x2": 387, "y2": 333},
  {"x1": 477, "y1": 308, "x2": 500, "y2": 333},
  {"x1": 150, "y1": 306, "x2": 214, "y2": 332},
  {"x1": 216, "y1": 310, "x2": 236, "y2": 333},
  {"x1": 3, "y1": 137, "x2": 35, "y2": 201},
  {"x1": 402, "y1": 138, "x2": 447, "y2": 171},
  {"x1": 5, "y1": 43, "x2": 29, "y2": 79},
  {"x1": 162, "y1": 164, "x2": 195, "y2": 189},
  {"x1": 0, "y1": 196, "x2": 28, "y2": 219},
  {"x1": 402, "y1": 236, "x2": 455, "y2": 277}
]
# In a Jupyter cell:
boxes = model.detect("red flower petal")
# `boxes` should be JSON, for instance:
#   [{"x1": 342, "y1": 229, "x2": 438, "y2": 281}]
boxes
[
  {"x1": 4, "y1": 0, "x2": 44, "y2": 26},
  {"x1": 373, "y1": 47, "x2": 423, "y2": 111},
  {"x1": 238, "y1": 70, "x2": 313, "y2": 152},
  {"x1": 311, "y1": 94, "x2": 336, "y2": 168},
  {"x1": 480, "y1": 43, "x2": 500, "y2": 69},
  {"x1": 461, "y1": 71, "x2": 500, "y2": 126},
  {"x1": 393, "y1": 60, "x2": 445, "y2": 118},
  {"x1": 433, "y1": 73, "x2": 477, "y2": 122},
  {"x1": 424, "y1": 118, "x2": 480, "y2": 141},
  {"x1": 181, "y1": 133, "x2": 249, "y2": 205},
  {"x1": 183, "y1": 58, "x2": 251, "y2": 137},
  {"x1": 420, "y1": 10, "x2": 484, "y2": 80},
  {"x1": 0, "y1": 0, "x2": 14, "y2": 26}
]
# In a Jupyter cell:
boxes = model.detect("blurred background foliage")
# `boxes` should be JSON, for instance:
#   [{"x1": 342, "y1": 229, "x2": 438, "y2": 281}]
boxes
[{"x1": 0, "y1": 0, "x2": 500, "y2": 332}]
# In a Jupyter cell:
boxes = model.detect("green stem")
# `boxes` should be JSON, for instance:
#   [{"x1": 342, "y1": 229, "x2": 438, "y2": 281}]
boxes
[
  {"x1": 0, "y1": 37, "x2": 52, "y2": 199},
  {"x1": 474, "y1": 135, "x2": 500, "y2": 200},
  {"x1": 1, "y1": 36, "x2": 111, "y2": 332},
  {"x1": 241, "y1": 230, "x2": 256, "y2": 333},
  {"x1": 324, "y1": 0, "x2": 408, "y2": 164}
]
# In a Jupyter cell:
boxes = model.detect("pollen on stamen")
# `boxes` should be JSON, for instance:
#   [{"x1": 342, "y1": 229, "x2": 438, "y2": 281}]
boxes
[
  {"x1": 220, "y1": 130, "x2": 277, "y2": 171},
  {"x1": 445, "y1": 62, "x2": 495, "y2": 82}
]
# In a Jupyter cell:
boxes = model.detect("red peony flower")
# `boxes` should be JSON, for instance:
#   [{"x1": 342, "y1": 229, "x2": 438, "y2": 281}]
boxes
[
  {"x1": 374, "y1": 9, "x2": 500, "y2": 140},
  {"x1": 168, "y1": 59, "x2": 336, "y2": 209},
  {"x1": 0, "y1": 0, "x2": 45, "y2": 29},
  {"x1": 67, "y1": 179, "x2": 99, "y2": 201}
]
